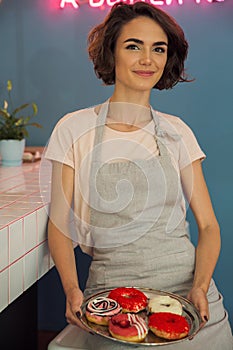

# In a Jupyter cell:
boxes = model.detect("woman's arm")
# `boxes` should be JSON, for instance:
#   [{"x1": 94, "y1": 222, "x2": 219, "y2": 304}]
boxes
[
  {"x1": 181, "y1": 159, "x2": 221, "y2": 321},
  {"x1": 48, "y1": 161, "x2": 85, "y2": 327}
]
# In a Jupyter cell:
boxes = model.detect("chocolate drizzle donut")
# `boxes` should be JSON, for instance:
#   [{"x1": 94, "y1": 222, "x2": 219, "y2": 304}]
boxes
[
  {"x1": 87, "y1": 297, "x2": 121, "y2": 316},
  {"x1": 85, "y1": 297, "x2": 122, "y2": 325}
]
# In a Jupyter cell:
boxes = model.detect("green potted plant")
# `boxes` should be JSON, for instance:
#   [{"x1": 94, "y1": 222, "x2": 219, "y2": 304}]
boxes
[{"x1": 0, "y1": 80, "x2": 42, "y2": 166}]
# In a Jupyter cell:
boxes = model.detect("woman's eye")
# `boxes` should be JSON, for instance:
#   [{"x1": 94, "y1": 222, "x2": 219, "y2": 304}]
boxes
[
  {"x1": 125, "y1": 44, "x2": 140, "y2": 50},
  {"x1": 153, "y1": 47, "x2": 166, "y2": 53}
]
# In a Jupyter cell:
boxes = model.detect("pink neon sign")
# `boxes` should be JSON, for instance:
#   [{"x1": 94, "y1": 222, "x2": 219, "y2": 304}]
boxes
[
  {"x1": 60, "y1": 0, "x2": 79, "y2": 8},
  {"x1": 59, "y1": 0, "x2": 225, "y2": 8}
]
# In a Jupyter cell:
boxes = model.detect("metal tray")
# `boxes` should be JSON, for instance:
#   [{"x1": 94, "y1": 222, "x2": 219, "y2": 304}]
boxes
[{"x1": 79, "y1": 287, "x2": 203, "y2": 346}]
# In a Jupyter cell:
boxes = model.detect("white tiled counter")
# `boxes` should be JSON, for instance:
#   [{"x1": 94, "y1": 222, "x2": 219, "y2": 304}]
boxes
[{"x1": 0, "y1": 154, "x2": 53, "y2": 313}]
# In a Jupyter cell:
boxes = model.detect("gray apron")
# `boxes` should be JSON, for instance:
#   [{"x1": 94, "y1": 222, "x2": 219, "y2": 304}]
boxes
[{"x1": 84, "y1": 101, "x2": 232, "y2": 349}]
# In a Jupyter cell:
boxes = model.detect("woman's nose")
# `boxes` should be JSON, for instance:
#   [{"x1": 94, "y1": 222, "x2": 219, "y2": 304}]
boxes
[{"x1": 139, "y1": 50, "x2": 152, "y2": 65}]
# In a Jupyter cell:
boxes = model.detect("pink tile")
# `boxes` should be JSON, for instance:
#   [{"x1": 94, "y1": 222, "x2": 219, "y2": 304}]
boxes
[
  {"x1": 0, "y1": 194, "x2": 24, "y2": 201},
  {"x1": 7, "y1": 185, "x2": 39, "y2": 194},
  {"x1": 9, "y1": 219, "x2": 23, "y2": 264},
  {"x1": 37, "y1": 242, "x2": 50, "y2": 279},
  {"x1": 0, "y1": 200, "x2": 14, "y2": 209},
  {"x1": 0, "y1": 216, "x2": 19, "y2": 229},
  {"x1": 24, "y1": 249, "x2": 37, "y2": 290},
  {"x1": 23, "y1": 194, "x2": 44, "y2": 203},
  {"x1": 0, "y1": 227, "x2": 8, "y2": 271},
  {"x1": 0, "y1": 269, "x2": 9, "y2": 312},
  {"x1": 37, "y1": 206, "x2": 49, "y2": 243},
  {"x1": 1, "y1": 207, "x2": 30, "y2": 217},
  {"x1": 0, "y1": 158, "x2": 53, "y2": 308},
  {"x1": 24, "y1": 213, "x2": 37, "y2": 252},
  {"x1": 7, "y1": 202, "x2": 34, "y2": 210},
  {"x1": 9, "y1": 259, "x2": 24, "y2": 304},
  {"x1": 14, "y1": 202, "x2": 41, "y2": 212}
]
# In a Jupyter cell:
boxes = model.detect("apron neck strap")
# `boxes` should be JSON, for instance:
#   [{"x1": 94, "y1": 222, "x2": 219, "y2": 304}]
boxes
[
  {"x1": 93, "y1": 99, "x2": 169, "y2": 158},
  {"x1": 93, "y1": 100, "x2": 109, "y2": 148}
]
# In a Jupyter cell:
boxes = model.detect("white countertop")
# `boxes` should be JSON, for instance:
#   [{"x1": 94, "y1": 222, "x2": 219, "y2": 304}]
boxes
[
  {"x1": 0, "y1": 152, "x2": 53, "y2": 312},
  {"x1": 48, "y1": 325, "x2": 91, "y2": 350}
]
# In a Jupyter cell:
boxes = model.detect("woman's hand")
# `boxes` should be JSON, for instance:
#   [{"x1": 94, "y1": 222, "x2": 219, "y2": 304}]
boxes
[
  {"x1": 65, "y1": 287, "x2": 91, "y2": 332},
  {"x1": 187, "y1": 287, "x2": 209, "y2": 323}
]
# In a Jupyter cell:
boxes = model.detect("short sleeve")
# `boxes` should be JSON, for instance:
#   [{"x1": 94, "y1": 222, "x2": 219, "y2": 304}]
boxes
[
  {"x1": 45, "y1": 113, "x2": 75, "y2": 168},
  {"x1": 176, "y1": 117, "x2": 206, "y2": 169}
]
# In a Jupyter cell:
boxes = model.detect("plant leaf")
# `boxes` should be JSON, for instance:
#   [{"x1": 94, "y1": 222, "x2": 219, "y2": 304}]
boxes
[
  {"x1": 0, "y1": 109, "x2": 10, "y2": 118},
  {"x1": 32, "y1": 103, "x2": 38, "y2": 116},
  {"x1": 12, "y1": 103, "x2": 30, "y2": 116},
  {"x1": 23, "y1": 116, "x2": 31, "y2": 124},
  {"x1": 7, "y1": 80, "x2": 12, "y2": 91},
  {"x1": 3, "y1": 100, "x2": 8, "y2": 110},
  {"x1": 0, "y1": 80, "x2": 42, "y2": 140},
  {"x1": 27, "y1": 122, "x2": 43, "y2": 128},
  {"x1": 15, "y1": 118, "x2": 24, "y2": 126}
]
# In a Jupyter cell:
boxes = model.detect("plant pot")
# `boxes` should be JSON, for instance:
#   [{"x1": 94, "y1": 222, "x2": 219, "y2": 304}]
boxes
[{"x1": 0, "y1": 139, "x2": 25, "y2": 167}]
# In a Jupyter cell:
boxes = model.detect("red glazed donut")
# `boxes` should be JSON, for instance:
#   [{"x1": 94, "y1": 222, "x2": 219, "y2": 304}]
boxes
[
  {"x1": 148, "y1": 312, "x2": 190, "y2": 340},
  {"x1": 85, "y1": 297, "x2": 121, "y2": 325},
  {"x1": 109, "y1": 313, "x2": 148, "y2": 343},
  {"x1": 108, "y1": 287, "x2": 148, "y2": 313}
]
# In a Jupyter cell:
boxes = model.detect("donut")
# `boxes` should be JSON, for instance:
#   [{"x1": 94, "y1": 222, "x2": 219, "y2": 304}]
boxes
[
  {"x1": 148, "y1": 312, "x2": 190, "y2": 340},
  {"x1": 108, "y1": 287, "x2": 147, "y2": 313},
  {"x1": 85, "y1": 297, "x2": 122, "y2": 325},
  {"x1": 109, "y1": 313, "x2": 148, "y2": 343},
  {"x1": 148, "y1": 295, "x2": 182, "y2": 315}
]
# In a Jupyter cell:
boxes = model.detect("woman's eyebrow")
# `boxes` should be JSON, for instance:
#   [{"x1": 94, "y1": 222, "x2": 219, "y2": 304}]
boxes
[{"x1": 124, "y1": 38, "x2": 168, "y2": 46}]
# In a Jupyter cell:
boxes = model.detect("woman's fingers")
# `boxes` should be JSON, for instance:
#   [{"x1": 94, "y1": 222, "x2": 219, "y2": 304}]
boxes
[
  {"x1": 65, "y1": 288, "x2": 93, "y2": 333},
  {"x1": 187, "y1": 287, "x2": 209, "y2": 323}
]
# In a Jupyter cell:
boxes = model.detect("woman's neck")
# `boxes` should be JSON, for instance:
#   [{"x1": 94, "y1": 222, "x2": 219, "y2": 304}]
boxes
[
  {"x1": 110, "y1": 90, "x2": 151, "y2": 108},
  {"x1": 106, "y1": 101, "x2": 152, "y2": 131}
]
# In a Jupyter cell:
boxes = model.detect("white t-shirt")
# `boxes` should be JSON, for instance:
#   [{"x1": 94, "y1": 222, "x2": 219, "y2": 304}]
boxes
[{"x1": 45, "y1": 104, "x2": 205, "y2": 249}]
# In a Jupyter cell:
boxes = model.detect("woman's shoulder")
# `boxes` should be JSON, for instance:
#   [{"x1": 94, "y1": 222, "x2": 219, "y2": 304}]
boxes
[
  {"x1": 55, "y1": 105, "x2": 98, "y2": 128},
  {"x1": 155, "y1": 109, "x2": 205, "y2": 168},
  {"x1": 155, "y1": 110, "x2": 195, "y2": 137},
  {"x1": 50, "y1": 105, "x2": 101, "y2": 140},
  {"x1": 156, "y1": 110, "x2": 188, "y2": 128}
]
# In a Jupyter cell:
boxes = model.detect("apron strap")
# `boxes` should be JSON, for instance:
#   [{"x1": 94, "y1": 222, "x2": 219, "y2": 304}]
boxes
[
  {"x1": 91, "y1": 100, "x2": 109, "y2": 161},
  {"x1": 93, "y1": 100, "x2": 109, "y2": 146},
  {"x1": 92, "y1": 100, "x2": 179, "y2": 160}
]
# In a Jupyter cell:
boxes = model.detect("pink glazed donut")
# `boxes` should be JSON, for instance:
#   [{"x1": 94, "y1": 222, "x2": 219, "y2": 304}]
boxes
[{"x1": 109, "y1": 313, "x2": 148, "y2": 342}]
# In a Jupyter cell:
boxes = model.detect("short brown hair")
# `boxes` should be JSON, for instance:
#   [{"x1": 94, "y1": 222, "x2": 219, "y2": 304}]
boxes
[{"x1": 88, "y1": 2, "x2": 190, "y2": 90}]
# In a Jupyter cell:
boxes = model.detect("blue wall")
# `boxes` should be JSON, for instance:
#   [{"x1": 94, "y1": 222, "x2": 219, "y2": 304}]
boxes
[{"x1": 0, "y1": 0, "x2": 232, "y2": 330}]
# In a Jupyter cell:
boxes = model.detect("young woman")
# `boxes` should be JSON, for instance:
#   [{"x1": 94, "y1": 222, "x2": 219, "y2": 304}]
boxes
[{"x1": 45, "y1": 2, "x2": 232, "y2": 349}]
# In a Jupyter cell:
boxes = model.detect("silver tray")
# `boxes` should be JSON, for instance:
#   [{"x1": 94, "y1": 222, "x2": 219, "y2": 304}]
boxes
[{"x1": 79, "y1": 287, "x2": 203, "y2": 346}]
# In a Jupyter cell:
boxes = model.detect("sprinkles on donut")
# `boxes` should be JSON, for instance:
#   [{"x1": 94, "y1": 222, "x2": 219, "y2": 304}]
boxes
[
  {"x1": 108, "y1": 287, "x2": 148, "y2": 313},
  {"x1": 148, "y1": 312, "x2": 190, "y2": 340}
]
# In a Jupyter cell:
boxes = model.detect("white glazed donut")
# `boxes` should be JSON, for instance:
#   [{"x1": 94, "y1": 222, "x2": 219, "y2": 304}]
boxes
[{"x1": 148, "y1": 295, "x2": 182, "y2": 315}]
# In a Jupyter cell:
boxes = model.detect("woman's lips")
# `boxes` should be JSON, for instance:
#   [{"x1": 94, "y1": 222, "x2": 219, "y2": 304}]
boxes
[{"x1": 133, "y1": 70, "x2": 154, "y2": 77}]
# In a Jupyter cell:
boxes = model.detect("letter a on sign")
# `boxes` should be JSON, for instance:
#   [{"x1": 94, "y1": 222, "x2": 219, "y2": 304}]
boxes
[{"x1": 60, "y1": 0, "x2": 79, "y2": 8}]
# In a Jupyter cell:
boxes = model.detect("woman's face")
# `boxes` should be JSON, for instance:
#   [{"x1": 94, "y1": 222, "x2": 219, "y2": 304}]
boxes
[{"x1": 113, "y1": 16, "x2": 168, "y2": 102}]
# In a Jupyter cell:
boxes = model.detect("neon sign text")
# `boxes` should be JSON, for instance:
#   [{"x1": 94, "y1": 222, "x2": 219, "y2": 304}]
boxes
[
  {"x1": 60, "y1": 0, "x2": 225, "y2": 8},
  {"x1": 60, "y1": 0, "x2": 79, "y2": 8}
]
